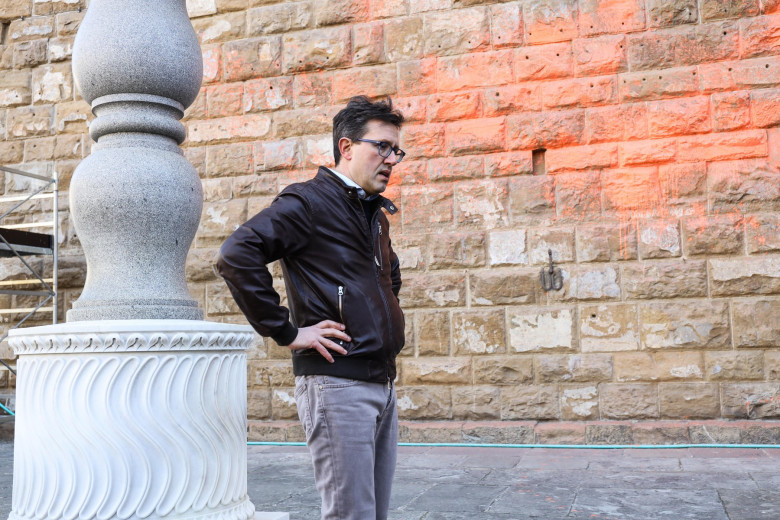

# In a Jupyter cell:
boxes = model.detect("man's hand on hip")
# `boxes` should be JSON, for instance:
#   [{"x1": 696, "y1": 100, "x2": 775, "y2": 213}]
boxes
[{"x1": 289, "y1": 320, "x2": 350, "y2": 363}]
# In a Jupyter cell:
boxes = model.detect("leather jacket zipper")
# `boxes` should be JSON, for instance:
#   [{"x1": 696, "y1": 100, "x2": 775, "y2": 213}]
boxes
[
  {"x1": 338, "y1": 285, "x2": 345, "y2": 323},
  {"x1": 375, "y1": 219, "x2": 383, "y2": 271}
]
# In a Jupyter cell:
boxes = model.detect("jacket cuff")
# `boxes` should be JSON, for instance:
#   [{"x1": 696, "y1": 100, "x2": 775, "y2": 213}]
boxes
[{"x1": 271, "y1": 322, "x2": 299, "y2": 346}]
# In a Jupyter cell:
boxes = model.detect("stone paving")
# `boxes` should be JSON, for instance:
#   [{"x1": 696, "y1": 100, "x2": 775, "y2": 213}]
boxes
[{"x1": 2, "y1": 441, "x2": 780, "y2": 519}]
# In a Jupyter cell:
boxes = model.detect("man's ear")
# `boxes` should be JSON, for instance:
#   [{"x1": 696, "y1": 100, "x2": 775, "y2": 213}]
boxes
[{"x1": 338, "y1": 137, "x2": 353, "y2": 162}]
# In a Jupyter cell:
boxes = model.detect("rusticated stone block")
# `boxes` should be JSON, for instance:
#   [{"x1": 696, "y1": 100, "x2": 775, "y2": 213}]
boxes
[
  {"x1": 452, "y1": 309, "x2": 505, "y2": 354},
  {"x1": 618, "y1": 66, "x2": 698, "y2": 102},
  {"x1": 527, "y1": 229, "x2": 575, "y2": 266},
  {"x1": 473, "y1": 356, "x2": 534, "y2": 385},
  {"x1": 742, "y1": 425, "x2": 780, "y2": 444},
  {"x1": 206, "y1": 143, "x2": 253, "y2": 178},
  {"x1": 13, "y1": 40, "x2": 47, "y2": 69},
  {"x1": 524, "y1": 0, "x2": 578, "y2": 44},
  {"x1": 56, "y1": 10, "x2": 83, "y2": 36},
  {"x1": 700, "y1": 0, "x2": 759, "y2": 21},
  {"x1": 515, "y1": 42, "x2": 573, "y2": 81},
  {"x1": 401, "y1": 185, "x2": 454, "y2": 230},
  {"x1": 223, "y1": 36, "x2": 282, "y2": 82},
  {"x1": 0, "y1": 70, "x2": 31, "y2": 108},
  {"x1": 462, "y1": 422, "x2": 536, "y2": 444},
  {"x1": 535, "y1": 422, "x2": 587, "y2": 444},
  {"x1": 429, "y1": 232, "x2": 486, "y2": 269},
  {"x1": 283, "y1": 27, "x2": 351, "y2": 74},
  {"x1": 501, "y1": 385, "x2": 560, "y2": 420},
  {"x1": 639, "y1": 220, "x2": 681, "y2": 259},
  {"x1": 537, "y1": 354, "x2": 613, "y2": 383},
  {"x1": 491, "y1": 2, "x2": 523, "y2": 48},
  {"x1": 547, "y1": 143, "x2": 617, "y2": 172},
  {"x1": 733, "y1": 299, "x2": 780, "y2": 348},
  {"x1": 452, "y1": 386, "x2": 501, "y2": 420},
  {"x1": 333, "y1": 64, "x2": 396, "y2": 102},
  {"x1": 647, "y1": 0, "x2": 698, "y2": 27},
  {"x1": 188, "y1": 114, "x2": 272, "y2": 144},
  {"x1": 428, "y1": 91, "x2": 482, "y2": 123},
  {"x1": 471, "y1": 269, "x2": 538, "y2": 306},
  {"x1": 573, "y1": 34, "x2": 627, "y2": 76},
  {"x1": 628, "y1": 22, "x2": 738, "y2": 72},
  {"x1": 384, "y1": 16, "x2": 423, "y2": 62},
  {"x1": 398, "y1": 58, "x2": 436, "y2": 97},
  {"x1": 741, "y1": 14, "x2": 780, "y2": 58},
  {"x1": 23, "y1": 136, "x2": 55, "y2": 162},
  {"x1": 712, "y1": 91, "x2": 751, "y2": 131},
  {"x1": 399, "y1": 272, "x2": 466, "y2": 308},
  {"x1": 722, "y1": 383, "x2": 780, "y2": 418},
  {"x1": 554, "y1": 171, "x2": 601, "y2": 222},
  {"x1": 0, "y1": 141, "x2": 24, "y2": 164},
  {"x1": 394, "y1": 235, "x2": 425, "y2": 271},
  {"x1": 682, "y1": 216, "x2": 744, "y2": 256},
  {"x1": 402, "y1": 357, "x2": 472, "y2": 385},
  {"x1": 508, "y1": 176, "x2": 555, "y2": 224},
  {"x1": 396, "y1": 386, "x2": 452, "y2": 420},
  {"x1": 32, "y1": 63, "x2": 74, "y2": 104},
  {"x1": 485, "y1": 85, "x2": 538, "y2": 116},
  {"x1": 271, "y1": 388, "x2": 299, "y2": 420},
  {"x1": 555, "y1": 265, "x2": 621, "y2": 302},
  {"x1": 617, "y1": 140, "x2": 676, "y2": 166},
  {"x1": 576, "y1": 224, "x2": 638, "y2": 263},
  {"x1": 586, "y1": 423, "x2": 633, "y2": 444},
  {"x1": 243, "y1": 77, "x2": 293, "y2": 113},
  {"x1": 186, "y1": 248, "x2": 220, "y2": 283},
  {"x1": 429, "y1": 156, "x2": 483, "y2": 182},
  {"x1": 414, "y1": 312, "x2": 452, "y2": 354},
  {"x1": 247, "y1": 3, "x2": 311, "y2": 36},
  {"x1": 623, "y1": 260, "x2": 707, "y2": 299},
  {"x1": 678, "y1": 129, "x2": 767, "y2": 162},
  {"x1": 8, "y1": 105, "x2": 53, "y2": 138},
  {"x1": 351, "y1": 21, "x2": 384, "y2": 65},
  {"x1": 580, "y1": 303, "x2": 639, "y2": 352},
  {"x1": 192, "y1": 12, "x2": 245, "y2": 44},
  {"x1": 709, "y1": 163, "x2": 780, "y2": 212},
  {"x1": 454, "y1": 179, "x2": 508, "y2": 229},
  {"x1": 292, "y1": 72, "x2": 332, "y2": 108},
  {"x1": 424, "y1": 6, "x2": 489, "y2": 56},
  {"x1": 647, "y1": 96, "x2": 711, "y2": 137},
  {"x1": 8, "y1": 17, "x2": 54, "y2": 43},
  {"x1": 689, "y1": 423, "x2": 742, "y2": 443},
  {"x1": 247, "y1": 389, "x2": 272, "y2": 420},
  {"x1": 507, "y1": 108, "x2": 585, "y2": 151},
  {"x1": 659, "y1": 162, "x2": 707, "y2": 203},
  {"x1": 602, "y1": 169, "x2": 662, "y2": 212},
  {"x1": 579, "y1": 0, "x2": 645, "y2": 36},
  {"x1": 507, "y1": 307, "x2": 576, "y2": 352},
  {"x1": 488, "y1": 229, "x2": 526, "y2": 266},
  {"x1": 640, "y1": 301, "x2": 731, "y2": 350},
  {"x1": 705, "y1": 351, "x2": 764, "y2": 381},
  {"x1": 1, "y1": 0, "x2": 31, "y2": 21},
  {"x1": 600, "y1": 383, "x2": 659, "y2": 419},
  {"x1": 766, "y1": 352, "x2": 780, "y2": 380},
  {"x1": 752, "y1": 87, "x2": 780, "y2": 128},
  {"x1": 446, "y1": 117, "x2": 505, "y2": 156},
  {"x1": 198, "y1": 199, "x2": 247, "y2": 244},
  {"x1": 615, "y1": 351, "x2": 704, "y2": 382},
  {"x1": 560, "y1": 386, "x2": 599, "y2": 420},
  {"x1": 710, "y1": 257, "x2": 780, "y2": 296},
  {"x1": 539, "y1": 76, "x2": 618, "y2": 111},
  {"x1": 586, "y1": 103, "x2": 648, "y2": 143},
  {"x1": 437, "y1": 50, "x2": 514, "y2": 92},
  {"x1": 274, "y1": 108, "x2": 331, "y2": 138},
  {"x1": 632, "y1": 422, "x2": 690, "y2": 444}
]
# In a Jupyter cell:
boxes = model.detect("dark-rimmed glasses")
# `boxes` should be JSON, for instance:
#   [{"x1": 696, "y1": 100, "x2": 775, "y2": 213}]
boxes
[{"x1": 355, "y1": 139, "x2": 406, "y2": 163}]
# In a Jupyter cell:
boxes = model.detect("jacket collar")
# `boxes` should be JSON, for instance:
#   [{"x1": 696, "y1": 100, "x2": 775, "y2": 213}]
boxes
[{"x1": 317, "y1": 166, "x2": 398, "y2": 215}]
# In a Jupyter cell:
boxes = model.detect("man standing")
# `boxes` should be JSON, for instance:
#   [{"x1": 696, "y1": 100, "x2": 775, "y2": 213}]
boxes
[{"x1": 217, "y1": 96, "x2": 406, "y2": 520}]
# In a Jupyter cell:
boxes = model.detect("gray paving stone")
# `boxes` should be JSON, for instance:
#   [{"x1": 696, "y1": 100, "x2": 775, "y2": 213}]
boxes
[
  {"x1": 480, "y1": 469, "x2": 587, "y2": 490},
  {"x1": 405, "y1": 483, "x2": 508, "y2": 513},
  {"x1": 580, "y1": 471, "x2": 757, "y2": 490},
  {"x1": 587, "y1": 456, "x2": 683, "y2": 472},
  {"x1": 720, "y1": 489, "x2": 780, "y2": 520},
  {"x1": 569, "y1": 488, "x2": 729, "y2": 519},
  {"x1": 488, "y1": 485, "x2": 576, "y2": 518}
]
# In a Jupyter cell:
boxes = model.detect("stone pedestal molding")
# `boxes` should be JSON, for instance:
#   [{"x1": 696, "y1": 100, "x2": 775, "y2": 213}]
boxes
[
  {"x1": 7, "y1": 1, "x2": 289, "y2": 519},
  {"x1": 8, "y1": 321, "x2": 257, "y2": 520}
]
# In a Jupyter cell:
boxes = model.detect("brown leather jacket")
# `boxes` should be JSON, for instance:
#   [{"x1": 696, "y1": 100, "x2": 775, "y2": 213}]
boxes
[{"x1": 216, "y1": 167, "x2": 405, "y2": 383}]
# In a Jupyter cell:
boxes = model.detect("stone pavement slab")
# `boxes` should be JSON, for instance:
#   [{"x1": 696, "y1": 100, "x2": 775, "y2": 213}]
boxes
[{"x1": 2, "y1": 441, "x2": 780, "y2": 519}]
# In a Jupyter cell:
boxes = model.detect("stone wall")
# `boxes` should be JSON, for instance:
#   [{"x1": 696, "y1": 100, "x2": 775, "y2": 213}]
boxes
[{"x1": 1, "y1": 0, "x2": 780, "y2": 435}]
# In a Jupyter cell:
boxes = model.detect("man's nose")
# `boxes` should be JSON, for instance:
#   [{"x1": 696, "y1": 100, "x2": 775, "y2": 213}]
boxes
[{"x1": 384, "y1": 152, "x2": 400, "y2": 165}]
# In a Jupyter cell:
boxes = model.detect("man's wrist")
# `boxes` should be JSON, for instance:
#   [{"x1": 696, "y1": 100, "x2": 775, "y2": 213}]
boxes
[{"x1": 272, "y1": 322, "x2": 299, "y2": 346}]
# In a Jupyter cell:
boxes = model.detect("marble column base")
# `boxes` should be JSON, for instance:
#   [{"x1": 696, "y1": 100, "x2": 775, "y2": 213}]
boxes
[{"x1": 6, "y1": 320, "x2": 287, "y2": 520}]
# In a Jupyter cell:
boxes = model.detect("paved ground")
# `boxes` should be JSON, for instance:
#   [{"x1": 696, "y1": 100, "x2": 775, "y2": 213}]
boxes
[{"x1": 2, "y1": 440, "x2": 780, "y2": 519}]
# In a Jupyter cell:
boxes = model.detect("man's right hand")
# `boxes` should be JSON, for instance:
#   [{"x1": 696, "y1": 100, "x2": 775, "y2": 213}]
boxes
[{"x1": 288, "y1": 320, "x2": 350, "y2": 363}]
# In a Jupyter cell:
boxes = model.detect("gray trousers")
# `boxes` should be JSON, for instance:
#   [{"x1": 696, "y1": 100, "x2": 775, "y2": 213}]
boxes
[{"x1": 294, "y1": 375, "x2": 398, "y2": 520}]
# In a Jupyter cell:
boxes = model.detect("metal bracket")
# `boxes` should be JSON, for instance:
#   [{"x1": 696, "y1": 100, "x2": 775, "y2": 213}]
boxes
[{"x1": 540, "y1": 249, "x2": 563, "y2": 292}]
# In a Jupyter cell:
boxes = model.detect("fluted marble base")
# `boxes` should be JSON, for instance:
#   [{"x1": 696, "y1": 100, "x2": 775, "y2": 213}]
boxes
[{"x1": 7, "y1": 320, "x2": 287, "y2": 520}]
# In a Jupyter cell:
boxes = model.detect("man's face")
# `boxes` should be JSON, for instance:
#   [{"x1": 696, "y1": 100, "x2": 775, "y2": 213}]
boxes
[{"x1": 343, "y1": 120, "x2": 401, "y2": 196}]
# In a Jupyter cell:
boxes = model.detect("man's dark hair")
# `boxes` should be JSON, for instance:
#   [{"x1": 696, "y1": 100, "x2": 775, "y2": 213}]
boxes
[{"x1": 332, "y1": 96, "x2": 405, "y2": 166}]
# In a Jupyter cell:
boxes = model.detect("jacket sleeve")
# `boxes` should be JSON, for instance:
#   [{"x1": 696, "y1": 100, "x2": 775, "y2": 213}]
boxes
[
  {"x1": 215, "y1": 190, "x2": 312, "y2": 346},
  {"x1": 389, "y1": 237, "x2": 402, "y2": 300}
]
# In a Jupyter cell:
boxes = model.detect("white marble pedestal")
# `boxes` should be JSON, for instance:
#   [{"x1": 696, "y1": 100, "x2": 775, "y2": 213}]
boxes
[{"x1": 7, "y1": 320, "x2": 288, "y2": 520}]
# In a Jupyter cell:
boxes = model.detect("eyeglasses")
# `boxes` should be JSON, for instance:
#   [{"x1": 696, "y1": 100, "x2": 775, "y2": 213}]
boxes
[{"x1": 355, "y1": 139, "x2": 406, "y2": 163}]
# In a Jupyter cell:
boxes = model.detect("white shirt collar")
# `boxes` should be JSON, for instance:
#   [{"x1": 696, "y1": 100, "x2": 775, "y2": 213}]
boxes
[{"x1": 327, "y1": 167, "x2": 377, "y2": 200}]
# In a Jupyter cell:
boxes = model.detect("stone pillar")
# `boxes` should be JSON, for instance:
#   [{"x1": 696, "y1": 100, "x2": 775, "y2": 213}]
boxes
[{"x1": 6, "y1": 1, "x2": 286, "y2": 519}]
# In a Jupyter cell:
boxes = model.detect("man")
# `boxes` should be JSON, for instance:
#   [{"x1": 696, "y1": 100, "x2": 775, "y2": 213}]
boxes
[{"x1": 217, "y1": 96, "x2": 406, "y2": 520}]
